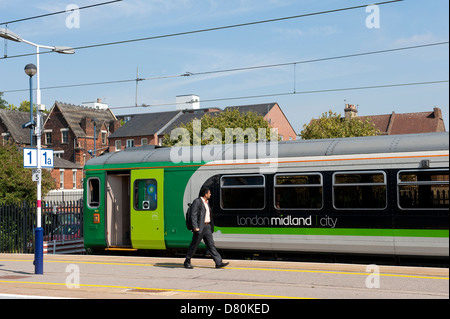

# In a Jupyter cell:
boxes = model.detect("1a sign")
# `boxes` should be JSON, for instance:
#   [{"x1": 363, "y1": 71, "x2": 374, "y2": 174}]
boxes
[{"x1": 23, "y1": 148, "x2": 54, "y2": 168}]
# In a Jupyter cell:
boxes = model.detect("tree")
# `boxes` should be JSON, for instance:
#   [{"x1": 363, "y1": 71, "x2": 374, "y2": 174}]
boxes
[
  {"x1": 300, "y1": 110, "x2": 381, "y2": 140},
  {"x1": 0, "y1": 142, "x2": 53, "y2": 204},
  {"x1": 0, "y1": 92, "x2": 8, "y2": 109},
  {"x1": 163, "y1": 109, "x2": 277, "y2": 147}
]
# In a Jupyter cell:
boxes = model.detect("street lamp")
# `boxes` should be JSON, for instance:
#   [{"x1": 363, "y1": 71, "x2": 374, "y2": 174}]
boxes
[
  {"x1": 1, "y1": 28, "x2": 74, "y2": 275},
  {"x1": 0, "y1": 27, "x2": 75, "y2": 105},
  {"x1": 24, "y1": 64, "x2": 37, "y2": 147}
]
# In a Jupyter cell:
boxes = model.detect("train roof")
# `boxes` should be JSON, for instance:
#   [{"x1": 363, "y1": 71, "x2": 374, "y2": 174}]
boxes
[{"x1": 86, "y1": 132, "x2": 449, "y2": 167}]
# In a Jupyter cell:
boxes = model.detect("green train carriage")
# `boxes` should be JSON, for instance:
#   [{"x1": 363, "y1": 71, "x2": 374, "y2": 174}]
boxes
[{"x1": 84, "y1": 133, "x2": 449, "y2": 257}]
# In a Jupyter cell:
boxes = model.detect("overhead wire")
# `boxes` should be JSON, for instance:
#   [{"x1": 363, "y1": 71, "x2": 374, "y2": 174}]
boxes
[
  {"x1": 0, "y1": 0, "x2": 123, "y2": 26},
  {"x1": 0, "y1": 0, "x2": 404, "y2": 61},
  {"x1": 109, "y1": 80, "x2": 449, "y2": 111},
  {"x1": 2, "y1": 0, "x2": 446, "y2": 114},
  {"x1": 2, "y1": 41, "x2": 447, "y2": 94}
]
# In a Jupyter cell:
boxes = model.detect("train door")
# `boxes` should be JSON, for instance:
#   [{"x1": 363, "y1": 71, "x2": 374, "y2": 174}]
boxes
[
  {"x1": 84, "y1": 171, "x2": 106, "y2": 249},
  {"x1": 106, "y1": 172, "x2": 131, "y2": 248},
  {"x1": 130, "y1": 169, "x2": 166, "y2": 250}
]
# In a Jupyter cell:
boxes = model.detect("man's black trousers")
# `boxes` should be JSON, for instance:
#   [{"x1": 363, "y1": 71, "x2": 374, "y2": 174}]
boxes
[{"x1": 186, "y1": 224, "x2": 222, "y2": 265}]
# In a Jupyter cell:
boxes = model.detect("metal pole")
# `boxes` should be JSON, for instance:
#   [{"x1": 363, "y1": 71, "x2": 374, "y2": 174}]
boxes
[
  {"x1": 34, "y1": 46, "x2": 44, "y2": 275},
  {"x1": 34, "y1": 101, "x2": 43, "y2": 274},
  {"x1": 34, "y1": 52, "x2": 43, "y2": 274},
  {"x1": 29, "y1": 75, "x2": 33, "y2": 147},
  {"x1": 36, "y1": 46, "x2": 41, "y2": 105},
  {"x1": 93, "y1": 121, "x2": 96, "y2": 157}
]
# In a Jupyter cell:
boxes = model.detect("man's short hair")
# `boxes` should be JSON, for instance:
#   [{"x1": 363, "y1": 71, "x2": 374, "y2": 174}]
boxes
[{"x1": 199, "y1": 187, "x2": 210, "y2": 198}]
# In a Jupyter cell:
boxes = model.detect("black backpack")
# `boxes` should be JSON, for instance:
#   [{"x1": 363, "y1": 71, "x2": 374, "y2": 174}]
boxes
[{"x1": 185, "y1": 202, "x2": 193, "y2": 230}]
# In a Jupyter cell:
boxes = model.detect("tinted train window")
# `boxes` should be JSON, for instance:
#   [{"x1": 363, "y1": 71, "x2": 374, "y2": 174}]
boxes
[
  {"x1": 87, "y1": 178, "x2": 100, "y2": 208},
  {"x1": 398, "y1": 170, "x2": 449, "y2": 210},
  {"x1": 275, "y1": 174, "x2": 323, "y2": 210},
  {"x1": 333, "y1": 172, "x2": 387, "y2": 209},
  {"x1": 221, "y1": 175, "x2": 265, "y2": 210},
  {"x1": 134, "y1": 179, "x2": 157, "y2": 211}
]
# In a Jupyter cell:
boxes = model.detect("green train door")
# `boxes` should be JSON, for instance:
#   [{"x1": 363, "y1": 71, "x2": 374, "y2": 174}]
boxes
[
  {"x1": 84, "y1": 171, "x2": 107, "y2": 250},
  {"x1": 130, "y1": 169, "x2": 166, "y2": 250}
]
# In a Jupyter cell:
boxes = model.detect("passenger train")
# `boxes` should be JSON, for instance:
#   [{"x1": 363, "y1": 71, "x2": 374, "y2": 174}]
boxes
[{"x1": 83, "y1": 133, "x2": 449, "y2": 257}]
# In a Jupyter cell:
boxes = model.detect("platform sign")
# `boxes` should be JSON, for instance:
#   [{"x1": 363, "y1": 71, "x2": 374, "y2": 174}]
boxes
[{"x1": 23, "y1": 148, "x2": 54, "y2": 168}]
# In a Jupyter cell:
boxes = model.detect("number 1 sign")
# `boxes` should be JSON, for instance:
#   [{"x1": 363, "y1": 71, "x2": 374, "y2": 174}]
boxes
[{"x1": 23, "y1": 148, "x2": 54, "y2": 168}]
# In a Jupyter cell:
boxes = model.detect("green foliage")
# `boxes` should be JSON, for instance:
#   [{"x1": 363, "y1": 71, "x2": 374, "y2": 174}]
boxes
[
  {"x1": 0, "y1": 93, "x2": 48, "y2": 115},
  {"x1": 163, "y1": 109, "x2": 276, "y2": 147},
  {"x1": 0, "y1": 92, "x2": 8, "y2": 109},
  {"x1": 300, "y1": 110, "x2": 381, "y2": 140},
  {"x1": 0, "y1": 142, "x2": 53, "y2": 204}
]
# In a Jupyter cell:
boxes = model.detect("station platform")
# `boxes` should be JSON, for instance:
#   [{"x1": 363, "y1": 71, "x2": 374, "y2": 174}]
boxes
[{"x1": 0, "y1": 254, "x2": 448, "y2": 301}]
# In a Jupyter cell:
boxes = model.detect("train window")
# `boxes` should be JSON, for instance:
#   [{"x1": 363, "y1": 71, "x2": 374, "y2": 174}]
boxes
[
  {"x1": 398, "y1": 170, "x2": 449, "y2": 210},
  {"x1": 87, "y1": 178, "x2": 100, "y2": 208},
  {"x1": 274, "y1": 174, "x2": 323, "y2": 210},
  {"x1": 133, "y1": 179, "x2": 157, "y2": 211},
  {"x1": 333, "y1": 171, "x2": 387, "y2": 209},
  {"x1": 220, "y1": 175, "x2": 265, "y2": 210}
]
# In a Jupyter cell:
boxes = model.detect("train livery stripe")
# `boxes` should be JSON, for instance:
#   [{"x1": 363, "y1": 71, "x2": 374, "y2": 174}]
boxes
[
  {"x1": 84, "y1": 152, "x2": 449, "y2": 172},
  {"x1": 215, "y1": 227, "x2": 449, "y2": 238}
]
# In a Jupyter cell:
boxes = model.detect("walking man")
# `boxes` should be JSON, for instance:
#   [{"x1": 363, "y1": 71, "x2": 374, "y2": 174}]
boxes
[{"x1": 184, "y1": 187, "x2": 229, "y2": 269}]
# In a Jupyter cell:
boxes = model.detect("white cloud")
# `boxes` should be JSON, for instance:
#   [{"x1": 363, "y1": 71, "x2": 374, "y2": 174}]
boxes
[{"x1": 394, "y1": 32, "x2": 438, "y2": 46}]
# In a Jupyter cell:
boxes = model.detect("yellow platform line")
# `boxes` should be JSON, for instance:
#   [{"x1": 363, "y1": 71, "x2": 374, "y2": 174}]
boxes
[
  {"x1": 0, "y1": 280, "x2": 308, "y2": 299},
  {"x1": 1, "y1": 259, "x2": 448, "y2": 280}
]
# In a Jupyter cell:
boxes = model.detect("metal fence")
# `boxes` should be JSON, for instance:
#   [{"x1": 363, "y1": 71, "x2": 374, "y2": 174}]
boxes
[
  {"x1": 0, "y1": 202, "x2": 35, "y2": 254},
  {"x1": 0, "y1": 201, "x2": 83, "y2": 254}
]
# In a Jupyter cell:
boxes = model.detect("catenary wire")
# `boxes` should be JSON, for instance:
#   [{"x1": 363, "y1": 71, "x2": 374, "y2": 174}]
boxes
[
  {"x1": 2, "y1": 41, "x2": 446, "y2": 94},
  {"x1": 0, "y1": 1, "x2": 123, "y2": 26},
  {"x1": 0, "y1": 0, "x2": 404, "y2": 61},
  {"x1": 107, "y1": 80, "x2": 449, "y2": 111}
]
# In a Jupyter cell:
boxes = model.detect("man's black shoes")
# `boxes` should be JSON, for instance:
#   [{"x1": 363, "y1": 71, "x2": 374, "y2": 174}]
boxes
[
  {"x1": 184, "y1": 259, "x2": 193, "y2": 269},
  {"x1": 184, "y1": 260, "x2": 229, "y2": 269}
]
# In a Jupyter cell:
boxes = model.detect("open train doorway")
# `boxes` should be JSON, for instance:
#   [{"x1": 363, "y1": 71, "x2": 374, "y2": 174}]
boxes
[{"x1": 106, "y1": 172, "x2": 131, "y2": 248}]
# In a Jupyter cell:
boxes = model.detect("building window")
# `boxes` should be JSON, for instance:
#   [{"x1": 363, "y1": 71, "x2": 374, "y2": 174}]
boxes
[
  {"x1": 61, "y1": 128, "x2": 69, "y2": 144},
  {"x1": 126, "y1": 139, "x2": 135, "y2": 148},
  {"x1": 1, "y1": 133, "x2": 10, "y2": 145},
  {"x1": 220, "y1": 175, "x2": 265, "y2": 210},
  {"x1": 398, "y1": 170, "x2": 449, "y2": 210},
  {"x1": 115, "y1": 140, "x2": 122, "y2": 152},
  {"x1": 333, "y1": 171, "x2": 387, "y2": 209},
  {"x1": 141, "y1": 138, "x2": 148, "y2": 146},
  {"x1": 60, "y1": 169, "x2": 65, "y2": 190},
  {"x1": 72, "y1": 170, "x2": 77, "y2": 189},
  {"x1": 134, "y1": 179, "x2": 157, "y2": 211},
  {"x1": 44, "y1": 130, "x2": 52, "y2": 145},
  {"x1": 101, "y1": 131, "x2": 107, "y2": 145},
  {"x1": 275, "y1": 174, "x2": 323, "y2": 210}
]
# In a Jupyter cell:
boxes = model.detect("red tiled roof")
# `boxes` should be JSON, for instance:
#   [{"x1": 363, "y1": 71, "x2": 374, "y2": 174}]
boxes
[{"x1": 358, "y1": 108, "x2": 445, "y2": 135}]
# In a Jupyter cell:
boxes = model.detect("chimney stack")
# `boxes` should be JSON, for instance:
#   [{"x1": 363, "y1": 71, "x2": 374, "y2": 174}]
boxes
[{"x1": 344, "y1": 104, "x2": 358, "y2": 120}]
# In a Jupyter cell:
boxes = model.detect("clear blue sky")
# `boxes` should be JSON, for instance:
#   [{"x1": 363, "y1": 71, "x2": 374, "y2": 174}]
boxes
[{"x1": 1, "y1": 0, "x2": 448, "y2": 133}]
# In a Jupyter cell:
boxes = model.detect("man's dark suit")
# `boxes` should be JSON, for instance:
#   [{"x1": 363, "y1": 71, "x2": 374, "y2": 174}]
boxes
[
  {"x1": 190, "y1": 197, "x2": 214, "y2": 233},
  {"x1": 186, "y1": 197, "x2": 222, "y2": 265}
]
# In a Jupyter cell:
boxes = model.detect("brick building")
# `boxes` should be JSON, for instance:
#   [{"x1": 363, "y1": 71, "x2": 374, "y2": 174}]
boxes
[
  {"x1": 109, "y1": 102, "x2": 297, "y2": 152},
  {"x1": 43, "y1": 101, "x2": 120, "y2": 165},
  {"x1": 50, "y1": 157, "x2": 83, "y2": 191},
  {"x1": 0, "y1": 109, "x2": 33, "y2": 146},
  {"x1": 225, "y1": 103, "x2": 297, "y2": 141},
  {"x1": 344, "y1": 105, "x2": 446, "y2": 135}
]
